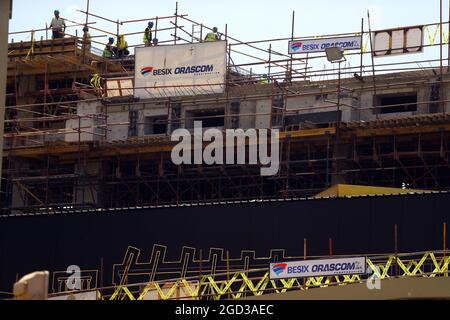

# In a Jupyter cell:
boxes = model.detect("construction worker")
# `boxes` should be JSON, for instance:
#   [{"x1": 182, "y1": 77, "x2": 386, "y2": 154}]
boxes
[
  {"x1": 90, "y1": 74, "x2": 102, "y2": 88},
  {"x1": 82, "y1": 26, "x2": 92, "y2": 53},
  {"x1": 90, "y1": 74, "x2": 103, "y2": 96},
  {"x1": 152, "y1": 38, "x2": 159, "y2": 46},
  {"x1": 143, "y1": 21, "x2": 154, "y2": 46},
  {"x1": 204, "y1": 27, "x2": 220, "y2": 42},
  {"x1": 260, "y1": 74, "x2": 269, "y2": 84},
  {"x1": 117, "y1": 34, "x2": 130, "y2": 58},
  {"x1": 103, "y1": 37, "x2": 115, "y2": 58},
  {"x1": 284, "y1": 69, "x2": 292, "y2": 84},
  {"x1": 50, "y1": 10, "x2": 66, "y2": 39}
]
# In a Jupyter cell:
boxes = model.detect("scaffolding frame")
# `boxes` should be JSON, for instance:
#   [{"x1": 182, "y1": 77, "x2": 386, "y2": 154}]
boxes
[{"x1": 3, "y1": 2, "x2": 450, "y2": 214}]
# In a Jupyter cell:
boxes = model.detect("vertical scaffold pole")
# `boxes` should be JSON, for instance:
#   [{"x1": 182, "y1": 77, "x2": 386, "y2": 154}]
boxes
[
  {"x1": 394, "y1": 224, "x2": 399, "y2": 277},
  {"x1": 290, "y1": 11, "x2": 295, "y2": 82},
  {"x1": 268, "y1": 44, "x2": 272, "y2": 82},
  {"x1": 329, "y1": 238, "x2": 333, "y2": 257},
  {"x1": 440, "y1": 0, "x2": 445, "y2": 114},
  {"x1": 448, "y1": 0, "x2": 450, "y2": 71},
  {"x1": 444, "y1": 222, "x2": 447, "y2": 259},
  {"x1": 360, "y1": 18, "x2": 364, "y2": 77},
  {"x1": 174, "y1": 2, "x2": 179, "y2": 45},
  {"x1": 82, "y1": 0, "x2": 90, "y2": 62},
  {"x1": 367, "y1": 10, "x2": 378, "y2": 118}
]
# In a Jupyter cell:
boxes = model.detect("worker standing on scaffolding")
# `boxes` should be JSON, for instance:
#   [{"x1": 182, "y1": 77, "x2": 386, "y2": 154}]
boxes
[
  {"x1": 90, "y1": 74, "x2": 103, "y2": 96},
  {"x1": 143, "y1": 21, "x2": 154, "y2": 46},
  {"x1": 117, "y1": 35, "x2": 130, "y2": 58},
  {"x1": 82, "y1": 26, "x2": 92, "y2": 53},
  {"x1": 50, "y1": 10, "x2": 66, "y2": 39},
  {"x1": 103, "y1": 37, "x2": 115, "y2": 58},
  {"x1": 204, "y1": 27, "x2": 220, "y2": 42}
]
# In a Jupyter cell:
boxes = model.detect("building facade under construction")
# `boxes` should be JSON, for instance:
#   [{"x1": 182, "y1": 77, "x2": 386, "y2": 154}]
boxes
[{"x1": 1, "y1": 4, "x2": 450, "y2": 298}]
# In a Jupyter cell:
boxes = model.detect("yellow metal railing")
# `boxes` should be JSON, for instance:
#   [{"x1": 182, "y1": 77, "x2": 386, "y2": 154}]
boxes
[{"x1": 97, "y1": 252, "x2": 449, "y2": 301}]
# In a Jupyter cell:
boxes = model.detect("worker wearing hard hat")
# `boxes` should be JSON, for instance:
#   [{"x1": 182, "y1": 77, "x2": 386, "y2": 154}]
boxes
[
  {"x1": 152, "y1": 38, "x2": 159, "y2": 46},
  {"x1": 205, "y1": 27, "x2": 221, "y2": 42},
  {"x1": 117, "y1": 35, "x2": 130, "y2": 57},
  {"x1": 103, "y1": 37, "x2": 115, "y2": 58},
  {"x1": 50, "y1": 10, "x2": 66, "y2": 39},
  {"x1": 144, "y1": 21, "x2": 154, "y2": 46}
]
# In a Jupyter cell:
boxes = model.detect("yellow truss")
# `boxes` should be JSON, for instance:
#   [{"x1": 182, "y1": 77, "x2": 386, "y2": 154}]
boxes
[{"x1": 101, "y1": 252, "x2": 449, "y2": 300}]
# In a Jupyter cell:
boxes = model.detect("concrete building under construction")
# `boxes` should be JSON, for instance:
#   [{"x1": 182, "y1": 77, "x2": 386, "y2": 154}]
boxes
[
  {"x1": 3, "y1": 10, "x2": 450, "y2": 213},
  {"x1": 1, "y1": 2, "x2": 450, "y2": 300}
]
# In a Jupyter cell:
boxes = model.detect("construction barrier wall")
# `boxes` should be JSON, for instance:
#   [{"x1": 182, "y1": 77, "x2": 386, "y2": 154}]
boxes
[{"x1": 0, "y1": 193, "x2": 448, "y2": 293}]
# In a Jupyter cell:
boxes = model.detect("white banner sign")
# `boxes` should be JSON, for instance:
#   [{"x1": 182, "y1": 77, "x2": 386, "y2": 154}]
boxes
[
  {"x1": 270, "y1": 257, "x2": 366, "y2": 280},
  {"x1": 373, "y1": 26, "x2": 424, "y2": 57},
  {"x1": 289, "y1": 36, "x2": 362, "y2": 54},
  {"x1": 134, "y1": 41, "x2": 227, "y2": 99}
]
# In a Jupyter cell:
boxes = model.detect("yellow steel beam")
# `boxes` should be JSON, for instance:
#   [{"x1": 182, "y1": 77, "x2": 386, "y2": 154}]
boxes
[{"x1": 279, "y1": 127, "x2": 336, "y2": 139}]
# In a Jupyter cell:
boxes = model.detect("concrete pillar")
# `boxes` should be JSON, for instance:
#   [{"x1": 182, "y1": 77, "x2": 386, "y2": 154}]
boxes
[
  {"x1": 255, "y1": 99, "x2": 271, "y2": 129},
  {"x1": 332, "y1": 143, "x2": 350, "y2": 185},
  {"x1": 359, "y1": 92, "x2": 376, "y2": 121},
  {"x1": 417, "y1": 84, "x2": 431, "y2": 114},
  {"x1": 74, "y1": 161, "x2": 101, "y2": 207},
  {"x1": 11, "y1": 160, "x2": 30, "y2": 209},
  {"x1": 11, "y1": 183, "x2": 26, "y2": 208},
  {"x1": 17, "y1": 75, "x2": 37, "y2": 132},
  {"x1": 239, "y1": 101, "x2": 256, "y2": 129},
  {"x1": 0, "y1": 0, "x2": 12, "y2": 189},
  {"x1": 445, "y1": 81, "x2": 450, "y2": 113},
  {"x1": 8, "y1": 75, "x2": 39, "y2": 148}
]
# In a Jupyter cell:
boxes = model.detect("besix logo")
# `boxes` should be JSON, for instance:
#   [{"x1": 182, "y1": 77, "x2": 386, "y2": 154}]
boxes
[
  {"x1": 272, "y1": 263, "x2": 288, "y2": 276},
  {"x1": 140, "y1": 67, "x2": 154, "y2": 76},
  {"x1": 291, "y1": 42, "x2": 303, "y2": 51}
]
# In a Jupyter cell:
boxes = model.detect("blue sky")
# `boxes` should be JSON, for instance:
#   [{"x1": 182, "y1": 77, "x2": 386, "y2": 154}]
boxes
[
  {"x1": 9, "y1": 0, "x2": 448, "y2": 40},
  {"x1": 8, "y1": 0, "x2": 450, "y2": 76}
]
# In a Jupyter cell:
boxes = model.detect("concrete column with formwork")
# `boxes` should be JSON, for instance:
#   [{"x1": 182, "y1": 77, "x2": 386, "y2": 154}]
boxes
[
  {"x1": 239, "y1": 101, "x2": 256, "y2": 129},
  {"x1": 332, "y1": 143, "x2": 350, "y2": 186},
  {"x1": 416, "y1": 83, "x2": 431, "y2": 114},
  {"x1": 65, "y1": 101, "x2": 104, "y2": 143},
  {"x1": 168, "y1": 102, "x2": 182, "y2": 134},
  {"x1": 255, "y1": 99, "x2": 272, "y2": 129},
  {"x1": 107, "y1": 111, "x2": 130, "y2": 142},
  {"x1": 359, "y1": 91, "x2": 376, "y2": 121},
  {"x1": 74, "y1": 161, "x2": 102, "y2": 207}
]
